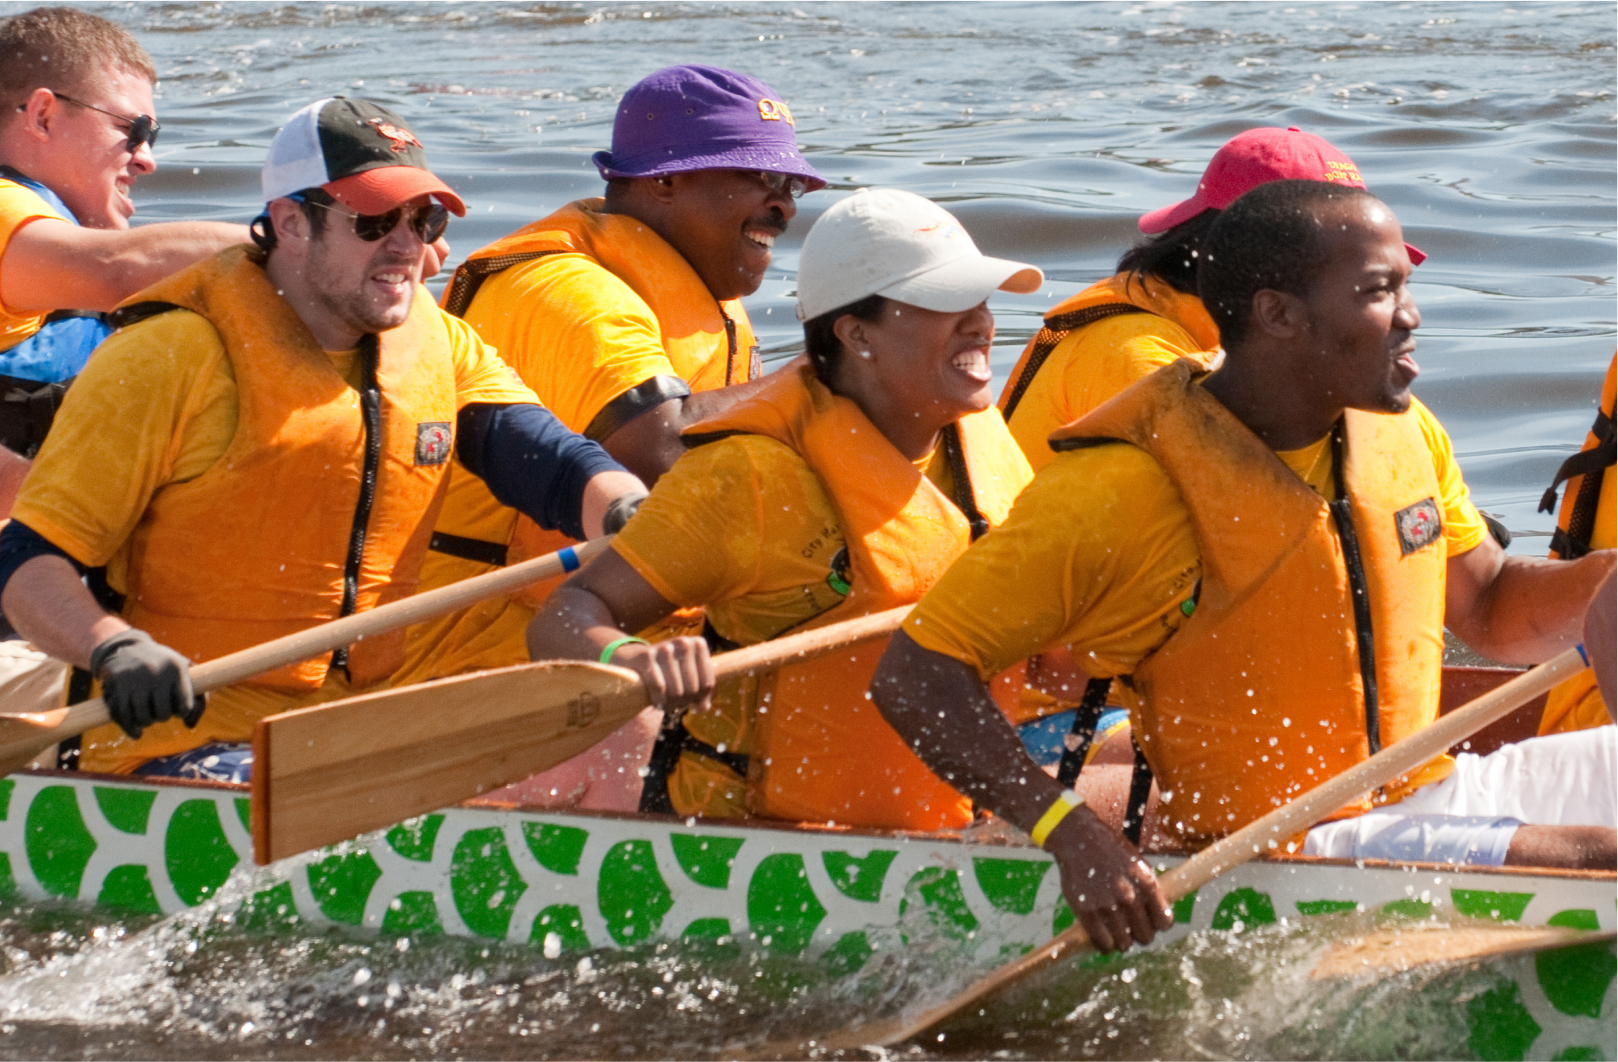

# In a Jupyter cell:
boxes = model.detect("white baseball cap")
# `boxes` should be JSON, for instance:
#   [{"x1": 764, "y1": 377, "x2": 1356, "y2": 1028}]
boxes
[{"x1": 796, "y1": 188, "x2": 1042, "y2": 321}]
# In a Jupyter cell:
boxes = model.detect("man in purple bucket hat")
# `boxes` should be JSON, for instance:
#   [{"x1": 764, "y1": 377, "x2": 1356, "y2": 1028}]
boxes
[{"x1": 398, "y1": 66, "x2": 824, "y2": 809}]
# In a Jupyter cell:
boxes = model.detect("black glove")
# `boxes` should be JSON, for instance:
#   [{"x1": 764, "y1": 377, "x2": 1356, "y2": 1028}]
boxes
[
  {"x1": 601, "y1": 489, "x2": 649, "y2": 535},
  {"x1": 89, "y1": 629, "x2": 205, "y2": 740}
]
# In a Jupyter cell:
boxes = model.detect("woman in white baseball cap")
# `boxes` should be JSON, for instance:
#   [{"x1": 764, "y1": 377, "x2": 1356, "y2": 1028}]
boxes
[{"x1": 527, "y1": 187, "x2": 1041, "y2": 832}]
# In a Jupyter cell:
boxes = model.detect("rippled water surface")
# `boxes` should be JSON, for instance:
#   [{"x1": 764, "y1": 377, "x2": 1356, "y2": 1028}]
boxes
[{"x1": 0, "y1": 1, "x2": 1613, "y2": 1057}]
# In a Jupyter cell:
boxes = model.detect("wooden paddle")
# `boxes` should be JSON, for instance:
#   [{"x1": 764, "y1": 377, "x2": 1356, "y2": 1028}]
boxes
[
  {"x1": 251, "y1": 603, "x2": 913, "y2": 864},
  {"x1": 1311, "y1": 924, "x2": 1615, "y2": 979},
  {"x1": 0, "y1": 537, "x2": 615, "y2": 778},
  {"x1": 826, "y1": 645, "x2": 1588, "y2": 1052}
]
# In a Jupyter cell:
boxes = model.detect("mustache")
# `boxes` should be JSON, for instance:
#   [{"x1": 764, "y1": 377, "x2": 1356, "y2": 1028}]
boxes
[{"x1": 746, "y1": 210, "x2": 788, "y2": 237}]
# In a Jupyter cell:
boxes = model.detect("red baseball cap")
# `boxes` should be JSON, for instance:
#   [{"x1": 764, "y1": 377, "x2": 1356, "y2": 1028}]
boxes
[{"x1": 1139, "y1": 127, "x2": 1425, "y2": 264}]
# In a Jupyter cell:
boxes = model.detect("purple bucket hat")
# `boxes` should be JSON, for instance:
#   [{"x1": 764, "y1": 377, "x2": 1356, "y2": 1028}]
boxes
[{"x1": 592, "y1": 64, "x2": 825, "y2": 189}]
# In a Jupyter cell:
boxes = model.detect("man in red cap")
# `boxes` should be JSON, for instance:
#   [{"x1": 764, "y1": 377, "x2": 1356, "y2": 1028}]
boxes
[
  {"x1": 876, "y1": 182, "x2": 1613, "y2": 954},
  {"x1": 389, "y1": 66, "x2": 824, "y2": 810},
  {"x1": 1000, "y1": 126, "x2": 1424, "y2": 471},
  {"x1": 0, "y1": 98, "x2": 646, "y2": 782}
]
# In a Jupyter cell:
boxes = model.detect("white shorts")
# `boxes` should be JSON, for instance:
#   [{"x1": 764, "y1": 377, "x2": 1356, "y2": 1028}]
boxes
[{"x1": 1303, "y1": 725, "x2": 1617, "y2": 866}]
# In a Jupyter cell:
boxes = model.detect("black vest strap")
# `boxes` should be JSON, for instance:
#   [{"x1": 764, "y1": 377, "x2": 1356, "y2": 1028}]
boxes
[
  {"x1": 441, "y1": 251, "x2": 560, "y2": 318},
  {"x1": 1122, "y1": 739, "x2": 1154, "y2": 846},
  {"x1": 1000, "y1": 303, "x2": 1148, "y2": 421},
  {"x1": 1055, "y1": 676, "x2": 1113, "y2": 787},
  {"x1": 583, "y1": 374, "x2": 692, "y2": 443},
  {"x1": 427, "y1": 531, "x2": 510, "y2": 567},
  {"x1": 1541, "y1": 409, "x2": 1615, "y2": 560},
  {"x1": 941, "y1": 422, "x2": 990, "y2": 541},
  {"x1": 106, "y1": 300, "x2": 184, "y2": 330}
]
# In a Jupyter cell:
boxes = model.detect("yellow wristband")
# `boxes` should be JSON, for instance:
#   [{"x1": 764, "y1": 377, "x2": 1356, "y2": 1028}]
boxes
[{"x1": 1029, "y1": 790, "x2": 1084, "y2": 849}]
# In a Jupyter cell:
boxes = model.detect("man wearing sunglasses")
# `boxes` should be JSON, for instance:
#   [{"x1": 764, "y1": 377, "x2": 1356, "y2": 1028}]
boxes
[
  {"x1": 0, "y1": 98, "x2": 647, "y2": 783},
  {"x1": 0, "y1": 8, "x2": 248, "y2": 466}
]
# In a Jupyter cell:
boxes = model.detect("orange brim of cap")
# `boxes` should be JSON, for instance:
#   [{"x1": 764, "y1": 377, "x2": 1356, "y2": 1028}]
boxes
[{"x1": 324, "y1": 167, "x2": 466, "y2": 217}]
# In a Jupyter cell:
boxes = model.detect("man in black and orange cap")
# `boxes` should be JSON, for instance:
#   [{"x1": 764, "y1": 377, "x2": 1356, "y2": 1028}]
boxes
[{"x1": 0, "y1": 97, "x2": 646, "y2": 782}]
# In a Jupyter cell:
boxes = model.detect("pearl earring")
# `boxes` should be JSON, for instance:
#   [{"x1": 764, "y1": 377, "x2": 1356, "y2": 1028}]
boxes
[{"x1": 858, "y1": 349, "x2": 872, "y2": 360}]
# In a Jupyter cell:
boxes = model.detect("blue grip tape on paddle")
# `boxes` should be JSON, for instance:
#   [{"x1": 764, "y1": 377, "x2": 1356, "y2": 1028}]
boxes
[{"x1": 560, "y1": 546, "x2": 581, "y2": 573}]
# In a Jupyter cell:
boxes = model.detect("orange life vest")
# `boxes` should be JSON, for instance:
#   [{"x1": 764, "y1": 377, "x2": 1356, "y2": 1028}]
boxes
[
  {"x1": 1540, "y1": 354, "x2": 1616, "y2": 734},
  {"x1": 435, "y1": 198, "x2": 759, "y2": 608},
  {"x1": 998, "y1": 271, "x2": 1220, "y2": 422},
  {"x1": 679, "y1": 365, "x2": 1033, "y2": 830},
  {"x1": 1051, "y1": 361, "x2": 1450, "y2": 842},
  {"x1": 114, "y1": 245, "x2": 457, "y2": 690}
]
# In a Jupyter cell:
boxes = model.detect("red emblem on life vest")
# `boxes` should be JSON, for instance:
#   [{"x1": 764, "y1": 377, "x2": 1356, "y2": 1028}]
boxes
[
  {"x1": 415, "y1": 421, "x2": 452, "y2": 466},
  {"x1": 1394, "y1": 497, "x2": 1442, "y2": 556},
  {"x1": 368, "y1": 118, "x2": 423, "y2": 152}
]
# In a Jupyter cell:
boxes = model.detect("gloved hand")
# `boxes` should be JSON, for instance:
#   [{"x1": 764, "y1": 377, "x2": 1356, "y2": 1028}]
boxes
[
  {"x1": 601, "y1": 489, "x2": 650, "y2": 535},
  {"x1": 89, "y1": 629, "x2": 205, "y2": 740}
]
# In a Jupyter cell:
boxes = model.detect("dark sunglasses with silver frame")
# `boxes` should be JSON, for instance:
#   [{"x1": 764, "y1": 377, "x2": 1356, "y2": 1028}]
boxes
[
  {"x1": 740, "y1": 169, "x2": 809, "y2": 199},
  {"x1": 288, "y1": 192, "x2": 450, "y2": 244},
  {"x1": 46, "y1": 91, "x2": 160, "y2": 153}
]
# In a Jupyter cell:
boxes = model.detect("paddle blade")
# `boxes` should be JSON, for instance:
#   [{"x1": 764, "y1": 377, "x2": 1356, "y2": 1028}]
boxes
[
  {"x1": 1311, "y1": 924, "x2": 1616, "y2": 979},
  {"x1": 0, "y1": 708, "x2": 73, "y2": 776},
  {"x1": 252, "y1": 661, "x2": 649, "y2": 864}
]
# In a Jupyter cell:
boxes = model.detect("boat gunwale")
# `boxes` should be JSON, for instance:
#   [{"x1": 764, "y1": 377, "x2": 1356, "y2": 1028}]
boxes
[{"x1": 12, "y1": 766, "x2": 1613, "y2": 884}]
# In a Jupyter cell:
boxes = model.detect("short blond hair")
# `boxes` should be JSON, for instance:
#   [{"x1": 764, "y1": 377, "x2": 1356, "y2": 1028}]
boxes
[{"x1": 0, "y1": 7, "x2": 156, "y2": 113}]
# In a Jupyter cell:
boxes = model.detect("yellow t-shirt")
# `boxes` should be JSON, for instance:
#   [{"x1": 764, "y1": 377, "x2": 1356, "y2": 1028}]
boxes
[
  {"x1": 463, "y1": 253, "x2": 690, "y2": 433},
  {"x1": 0, "y1": 179, "x2": 70, "y2": 350},
  {"x1": 10, "y1": 302, "x2": 537, "y2": 772},
  {"x1": 392, "y1": 251, "x2": 713, "y2": 684},
  {"x1": 906, "y1": 400, "x2": 1488, "y2": 695},
  {"x1": 613, "y1": 435, "x2": 951, "y2": 646}
]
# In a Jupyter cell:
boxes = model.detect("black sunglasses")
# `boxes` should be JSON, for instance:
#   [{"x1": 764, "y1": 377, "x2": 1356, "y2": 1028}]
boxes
[
  {"x1": 50, "y1": 91, "x2": 160, "y2": 153},
  {"x1": 292, "y1": 195, "x2": 450, "y2": 244}
]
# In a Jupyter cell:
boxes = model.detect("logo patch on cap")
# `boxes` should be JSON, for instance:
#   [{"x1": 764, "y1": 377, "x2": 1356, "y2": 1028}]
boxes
[
  {"x1": 1394, "y1": 497, "x2": 1442, "y2": 556},
  {"x1": 368, "y1": 118, "x2": 423, "y2": 152},
  {"x1": 1323, "y1": 159, "x2": 1363, "y2": 185},
  {"x1": 757, "y1": 98, "x2": 795, "y2": 125},
  {"x1": 415, "y1": 421, "x2": 453, "y2": 466}
]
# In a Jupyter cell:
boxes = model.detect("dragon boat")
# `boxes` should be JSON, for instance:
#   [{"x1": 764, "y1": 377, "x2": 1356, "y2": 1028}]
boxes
[{"x1": 0, "y1": 668, "x2": 1612, "y2": 1059}]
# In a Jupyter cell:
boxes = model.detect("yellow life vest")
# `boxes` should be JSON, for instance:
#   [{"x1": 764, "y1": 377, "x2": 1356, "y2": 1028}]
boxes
[
  {"x1": 675, "y1": 364, "x2": 1033, "y2": 830},
  {"x1": 998, "y1": 271, "x2": 1220, "y2": 423},
  {"x1": 110, "y1": 245, "x2": 458, "y2": 691},
  {"x1": 1051, "y1": 360, "x2": 1450, "y2": 843},
  {"x1": 1540, "y1": 354, "x2": 1616, "y2": 734},
  {"x1": 407, "y1": 200, "x2": 759, "y2": 686}
]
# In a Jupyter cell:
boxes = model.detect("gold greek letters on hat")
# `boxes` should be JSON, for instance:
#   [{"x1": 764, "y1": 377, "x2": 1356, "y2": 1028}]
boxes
[{"x1": 757, "y1": 98, "x2": 795, "y2": 124}]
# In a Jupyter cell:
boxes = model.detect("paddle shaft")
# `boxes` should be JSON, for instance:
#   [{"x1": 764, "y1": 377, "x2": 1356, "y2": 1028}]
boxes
[
  {"x1": 712, "y1": 605, "x2": 912, "y2": 681},
  {"x1": 0, "y1": 537, "x2": 612, "y2": 769},
  {"x1": 856, "y1": 645, "x2": 1588, "y2": 1048}
]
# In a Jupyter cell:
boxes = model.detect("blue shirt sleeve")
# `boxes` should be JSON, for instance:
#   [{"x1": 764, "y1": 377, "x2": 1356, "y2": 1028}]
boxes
[
  {"x1": 455, "y1": 403, "x2": 627, "y2": 541},
  {"x1": 0, "y1": 520, "x2": 83, "y2": 616}
]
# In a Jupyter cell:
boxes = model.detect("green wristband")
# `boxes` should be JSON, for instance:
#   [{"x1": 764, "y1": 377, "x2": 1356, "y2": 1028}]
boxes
[{"x1": 599, "y1": 635, "x2": 649, "y2": 664}]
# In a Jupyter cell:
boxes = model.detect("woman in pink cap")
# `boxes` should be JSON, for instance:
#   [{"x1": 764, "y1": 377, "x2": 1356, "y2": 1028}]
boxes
[{"x1": 998, "y1": 126, "x2": 1423, "y2": 472}]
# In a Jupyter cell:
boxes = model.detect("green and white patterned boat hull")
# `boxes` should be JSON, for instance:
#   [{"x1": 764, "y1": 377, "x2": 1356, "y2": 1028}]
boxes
[{"x1": 2, "y1": 771, "x2": 1612, "y2": 1058}]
